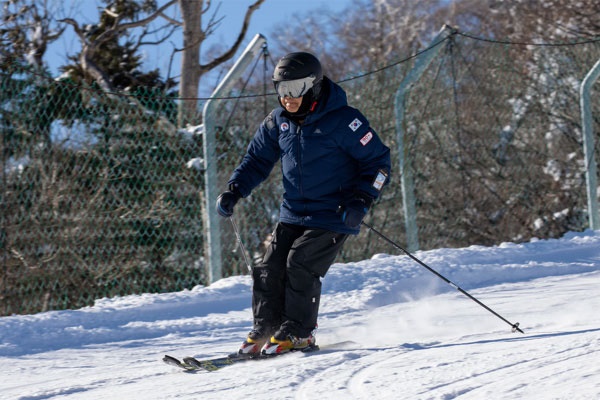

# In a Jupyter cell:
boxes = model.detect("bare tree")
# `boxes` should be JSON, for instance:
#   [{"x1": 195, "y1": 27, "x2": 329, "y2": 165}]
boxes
[
  {"x1": 60, "y1": 1, "x2": 178, "y2": 93},
  {"x1": 58, "y1": 0, "x2": 265, "y2": 128},
  {"x1": 177, "y1": 0, "x2": 265, "y2": 127},
  {"x1": 0, "y1": 0, "x2": 65, "y2": 69}
]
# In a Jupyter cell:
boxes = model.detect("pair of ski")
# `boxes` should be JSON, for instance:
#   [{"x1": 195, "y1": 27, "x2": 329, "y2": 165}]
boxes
[{"x1": 163, "y1": 344, "x2": 321, "y2": 372}]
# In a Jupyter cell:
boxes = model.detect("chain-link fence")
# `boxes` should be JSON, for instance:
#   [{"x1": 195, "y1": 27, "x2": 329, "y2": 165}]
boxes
[
  {"x1": 1, "y1": 72, "x2": 205, "y2": 315},
  {"x1": 2, "y1": 31, "x2": 600, "y2": 315}
]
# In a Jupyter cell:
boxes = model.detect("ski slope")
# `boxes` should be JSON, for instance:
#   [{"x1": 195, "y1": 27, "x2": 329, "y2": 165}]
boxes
[{"x1": 1, "y1": 230, "x2": 599, "y2": 399}]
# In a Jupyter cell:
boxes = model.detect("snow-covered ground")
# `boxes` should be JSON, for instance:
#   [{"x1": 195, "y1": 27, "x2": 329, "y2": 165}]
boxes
[{"x1": 1, "y1": 230, "x2": 599, "y2": 399}]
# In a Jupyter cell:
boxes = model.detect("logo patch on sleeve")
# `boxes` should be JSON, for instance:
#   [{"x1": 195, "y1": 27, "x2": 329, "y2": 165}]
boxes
[
  {"x1": 360, "y1": 131, "x2": 373, "y2": 146},
  {"x1": 372, "y1": 169, "x2": 388, "y2": 191},
  {"x1": 349, "y1": 118, "x2": 362, "y2": 131},
  {"x1": 280, "y1": 122, "x2": 290, "y2": 132}
]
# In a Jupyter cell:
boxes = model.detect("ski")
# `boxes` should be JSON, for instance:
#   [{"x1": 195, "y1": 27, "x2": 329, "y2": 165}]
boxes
[
  {"x1": 162, "y1": 354, "x2": 199, "y2": 371},
  {"x1": 163, "y1": 343, "x2": 325, "y2": 373}
]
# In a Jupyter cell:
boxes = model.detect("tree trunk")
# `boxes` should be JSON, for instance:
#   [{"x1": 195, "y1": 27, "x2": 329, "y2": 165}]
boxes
[{"x1": 178, "y1": 0, "x2": 204, "y2": 128}]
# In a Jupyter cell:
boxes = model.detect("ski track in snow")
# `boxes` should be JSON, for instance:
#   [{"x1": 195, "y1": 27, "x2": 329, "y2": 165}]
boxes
[
  {"x1": 293, "y1": 275, "x2": 600, "y2": 400},
  {"x1": 1, "y1": 231, "x2": 600, "y2": 399}
]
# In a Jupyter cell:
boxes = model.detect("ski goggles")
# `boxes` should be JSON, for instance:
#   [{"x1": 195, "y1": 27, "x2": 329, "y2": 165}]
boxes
[{"x1": 274, "y1": 76, "x2": 316, "y2": 98}]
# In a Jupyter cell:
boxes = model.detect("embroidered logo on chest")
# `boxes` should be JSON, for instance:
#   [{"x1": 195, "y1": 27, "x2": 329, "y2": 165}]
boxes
[
  {"x1": 280, "y1": 122, "x2": 290, "y2": 132},
  {"x1": 360, "y1": 131, "x2": 373, "y2": 146},
  {"x1": 349, "y1": 118, "x2": 362, "y2": 131}
]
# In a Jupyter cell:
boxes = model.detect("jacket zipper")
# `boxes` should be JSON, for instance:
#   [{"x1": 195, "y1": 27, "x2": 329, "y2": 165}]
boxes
[{"x1": 294, "y1": 122, "x2": 312, "y2": 220}]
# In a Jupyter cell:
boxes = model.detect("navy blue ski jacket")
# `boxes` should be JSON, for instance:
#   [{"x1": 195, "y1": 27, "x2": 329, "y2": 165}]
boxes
[{"x1": 228, "y1": 78, "x2": 391, "y2": 234}]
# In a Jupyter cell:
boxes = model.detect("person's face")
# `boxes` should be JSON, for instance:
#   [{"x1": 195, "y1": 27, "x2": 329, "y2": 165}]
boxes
[{"x1": 281, "y1": 95, "x2": 303, "y2": 113}]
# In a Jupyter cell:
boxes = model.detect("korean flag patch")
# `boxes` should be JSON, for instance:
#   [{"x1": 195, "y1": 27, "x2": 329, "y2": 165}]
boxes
[{"x1": 349, "y1": 118, "x2": 362, "y2": 131}]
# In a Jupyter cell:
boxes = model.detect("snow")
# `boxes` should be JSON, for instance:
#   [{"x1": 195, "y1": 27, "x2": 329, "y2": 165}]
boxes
[{"x1": 1, "y1": 230, "x2": 600, "y2": 399}]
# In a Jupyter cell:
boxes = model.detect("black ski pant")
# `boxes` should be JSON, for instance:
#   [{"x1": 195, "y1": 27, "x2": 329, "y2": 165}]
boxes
[{"x1": 252, "y1": 222, "x2": 348, "y2": 338}]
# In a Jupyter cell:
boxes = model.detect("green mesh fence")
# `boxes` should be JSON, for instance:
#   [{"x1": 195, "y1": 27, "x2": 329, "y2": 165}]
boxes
[
  {"x1": 1, "y1": 69, "x2": 205, "y2": 315},
  {"x1": 1, "y1": 31, "x2": 600, "y2": 315}
]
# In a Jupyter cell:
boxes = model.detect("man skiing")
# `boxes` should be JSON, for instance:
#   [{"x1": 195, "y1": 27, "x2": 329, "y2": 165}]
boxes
[{"x1": 216, "y1": 52, "x2": 391, "y2": 355}]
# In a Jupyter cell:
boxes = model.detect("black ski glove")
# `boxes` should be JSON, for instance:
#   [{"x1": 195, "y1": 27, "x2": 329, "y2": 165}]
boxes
[
  {"x1": 341, "y1": 192, "x2": 374, "y2": 228},
  {"x1": 216, "y1": 184, "x2": 242, "y2": 218}
]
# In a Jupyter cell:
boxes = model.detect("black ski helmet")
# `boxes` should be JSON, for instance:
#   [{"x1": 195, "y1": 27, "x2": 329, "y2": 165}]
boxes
[{"x1": 272, "y1": 52, "x2": 323, "y2": 100}]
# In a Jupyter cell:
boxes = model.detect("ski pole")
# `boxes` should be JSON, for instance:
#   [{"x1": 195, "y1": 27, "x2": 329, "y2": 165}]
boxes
[
  {"x1": 361, "y1": 221, "x2": 524, "y2": 334},
  {"x1": 230, "y1": 215, "x2": 252, "y2": 272}
]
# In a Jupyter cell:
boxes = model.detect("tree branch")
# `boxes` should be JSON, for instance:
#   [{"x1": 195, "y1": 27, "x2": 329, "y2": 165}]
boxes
[
  {"x1": 95, "y1": 0, "x2": 178, "y2": 43},
  {"x1": 199, "y1": 0, "x2": 265, "y2": 74},
  {"x1": 158, "y1": 11, "x2": 182, "y2": 27}
]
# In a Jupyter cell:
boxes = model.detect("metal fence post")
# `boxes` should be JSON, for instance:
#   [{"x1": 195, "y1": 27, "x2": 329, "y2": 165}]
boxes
[
  {"x1": 395, "y1": 25, "x2": 455, "y2": 252},
  {"x1": 203, "y1": 33, "x2": 267, "y2": 283},
  {"x1": 580, "y1": 57, "x2": 600, "y2": 230}
]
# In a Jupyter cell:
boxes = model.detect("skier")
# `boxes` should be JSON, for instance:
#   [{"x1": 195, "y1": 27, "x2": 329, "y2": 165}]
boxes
[{"x1": 216, "y1": 51, "x2": 391, "y2": 355}]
